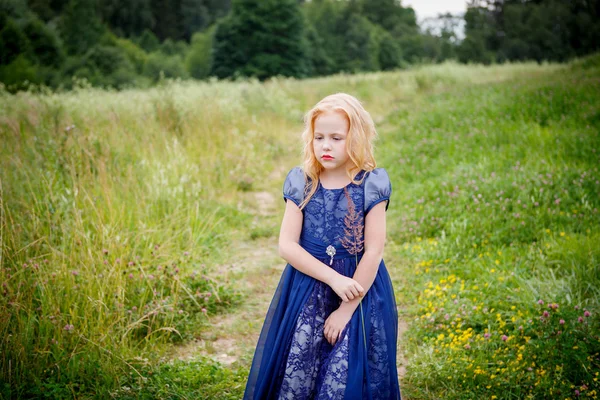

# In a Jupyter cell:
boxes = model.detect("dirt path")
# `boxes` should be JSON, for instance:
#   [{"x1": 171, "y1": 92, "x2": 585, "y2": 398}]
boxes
[{"x1": 168, "y1": 188, "x2": 409, "y2": 381}]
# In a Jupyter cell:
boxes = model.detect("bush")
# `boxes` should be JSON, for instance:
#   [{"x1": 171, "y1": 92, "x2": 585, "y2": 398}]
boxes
[
  {"x1": 60, "y1": 45, "x2": 137, "y2": 89},
  {"x1": 186, "y1": 27, "x2": 215, "y2": 80},
  {"x1": 143, "y1": 52, "x2": 189, "y2": 81},
  {"x1": 0, "y1": 54, "x2": 41, "y2": 92}
]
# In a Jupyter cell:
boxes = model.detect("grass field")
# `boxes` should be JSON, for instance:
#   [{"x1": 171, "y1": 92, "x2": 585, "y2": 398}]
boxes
[{"x1": 1, "y1": 55, "x2": 599, "y2": 399}]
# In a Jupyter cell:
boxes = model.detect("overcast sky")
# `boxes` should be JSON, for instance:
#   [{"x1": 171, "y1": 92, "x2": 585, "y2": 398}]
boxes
[{"x1": 402, "y1": 0, "x2": 467, "y2": 21}]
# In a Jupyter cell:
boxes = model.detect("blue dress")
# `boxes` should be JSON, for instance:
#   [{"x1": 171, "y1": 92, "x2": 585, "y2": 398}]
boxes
[{"x1": 243, "y1": 167, "x2": 401, "y2": 400}]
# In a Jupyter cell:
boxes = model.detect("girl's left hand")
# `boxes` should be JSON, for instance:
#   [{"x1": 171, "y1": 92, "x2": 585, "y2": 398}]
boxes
[{"x1": 324, "y1": 308, "x2": 353, "y2": 346}]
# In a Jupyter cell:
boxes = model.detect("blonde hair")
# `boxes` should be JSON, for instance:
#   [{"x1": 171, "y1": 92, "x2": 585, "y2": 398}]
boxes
[{"x1": 298, "y1": 93, "x2": 377, "y2": 210}]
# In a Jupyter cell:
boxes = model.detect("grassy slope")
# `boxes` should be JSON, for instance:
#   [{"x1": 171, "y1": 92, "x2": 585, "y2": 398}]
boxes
[{"x1": 1, "y1": 57, "x2": 598, "y2": 398}]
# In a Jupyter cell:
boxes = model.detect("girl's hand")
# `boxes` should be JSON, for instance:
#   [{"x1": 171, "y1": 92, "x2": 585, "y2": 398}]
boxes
[
  {"x1": 328, "y1": 274, "x2": 364, "y2": 302},
  {"x1": 324, "y1": 308, "x2": 353, "y2": 346}
]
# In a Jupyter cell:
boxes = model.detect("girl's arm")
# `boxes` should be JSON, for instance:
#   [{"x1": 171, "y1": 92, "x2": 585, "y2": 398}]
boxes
[
  {"x1": 337, "y1": 200, "x2": 387, "y2": 315},
  {"x1": 278, "y1": 199, "x2": 364, "y2": 302}
]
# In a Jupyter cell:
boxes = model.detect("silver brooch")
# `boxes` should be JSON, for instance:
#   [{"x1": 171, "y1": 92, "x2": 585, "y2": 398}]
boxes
[{"x1": 326, "y1": 245, "x2": 336, "y2": 265}]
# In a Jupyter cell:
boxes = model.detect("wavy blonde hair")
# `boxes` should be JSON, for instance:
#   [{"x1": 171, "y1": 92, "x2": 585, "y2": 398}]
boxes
[{"x1": 298, "y1": 93, "x2": 378, "y2": 210}]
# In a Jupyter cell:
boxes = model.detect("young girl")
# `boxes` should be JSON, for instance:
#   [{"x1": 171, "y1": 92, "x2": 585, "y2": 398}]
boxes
[{"x1": 243, "y1": 93, "x2": 401, "y2": 400}]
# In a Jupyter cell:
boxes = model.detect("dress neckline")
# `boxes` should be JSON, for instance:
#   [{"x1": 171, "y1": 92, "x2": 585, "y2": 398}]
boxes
[{"x1": 318, "y1": 170, "x2": 365, "y2": 191}]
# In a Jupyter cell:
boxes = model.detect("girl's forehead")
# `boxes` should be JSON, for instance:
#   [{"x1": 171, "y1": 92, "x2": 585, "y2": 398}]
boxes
[{"x1": 314, "y1": 111, "x2": 349, "y2": 134}]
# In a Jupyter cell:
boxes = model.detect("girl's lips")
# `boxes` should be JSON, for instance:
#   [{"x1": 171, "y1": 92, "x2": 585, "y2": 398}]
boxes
[{"x1": 322, "y1": 156, "x2": 334, "y2": 160}]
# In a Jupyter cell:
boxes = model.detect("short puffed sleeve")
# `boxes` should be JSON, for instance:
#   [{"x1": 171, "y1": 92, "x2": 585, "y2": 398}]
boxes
[
  {"x1": 364, "y1": 168, "x2": 392, "y2": 214},
  {"x1": 282, "y1": 166, "x2": 305, "y2": 207}
]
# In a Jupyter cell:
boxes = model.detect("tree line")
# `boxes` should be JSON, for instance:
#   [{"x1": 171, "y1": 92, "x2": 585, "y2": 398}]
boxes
[{"x1": 0, "y1": 0, "x2": 598, "y2": 92}]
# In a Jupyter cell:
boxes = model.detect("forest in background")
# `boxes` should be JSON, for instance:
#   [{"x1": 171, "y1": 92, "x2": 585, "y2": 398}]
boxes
[{"x1": 0, "y1": 0, "x2": 599, "y2": 92}]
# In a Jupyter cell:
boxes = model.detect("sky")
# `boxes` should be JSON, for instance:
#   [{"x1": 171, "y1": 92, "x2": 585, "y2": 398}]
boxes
[{"x1": 402, "y1": 0, "x2": 467, "y2": 21}]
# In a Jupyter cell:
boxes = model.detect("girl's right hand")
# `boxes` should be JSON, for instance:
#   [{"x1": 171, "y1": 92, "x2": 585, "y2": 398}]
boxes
[{"x1": 328, "y1": 274, "x2": 364, "y2": 302}]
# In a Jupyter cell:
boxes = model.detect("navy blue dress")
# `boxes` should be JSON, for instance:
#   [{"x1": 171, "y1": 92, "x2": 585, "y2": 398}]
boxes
[{"x1": 243, "y1": 167, "x2": 401, "y2": 400}]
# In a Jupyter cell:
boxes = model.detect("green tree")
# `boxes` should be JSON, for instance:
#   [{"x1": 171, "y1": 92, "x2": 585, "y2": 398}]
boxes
[
  {"x1": 150, "y1": 0, "x2": 183, "y2": 41},
  {"x1": 302, "y1": 0, "x2": 346, "y2": 75},
  {"x1": 137, "y1": 28, "x2": 160, "y2": 52},
  {"x1": 0, "y1": 18, "x2": 30, "y2": 65},
  {"x1": 60, "y1": 0, "x2": 104, "y2": 55},
  {"x1": 211, "y1": 0, "x2": 308, "y2": 80},
  {"x1": 340, "y1": 12, "x2": 379, "y2": 72},
  {"x1": 181, "y1": 0, "x2": 209, "y2": 40},
  {"x1": 378, "y1": 30, "x2": 402, "y2": 70},
  {"x1": 303, "y1": 21, "x2": 334, "y2": 76},
  {"x1": 22, "y1": 16, "x2": 65, "y2": 67},
  {"x1": 100, "y1": 0, "x2": 154, "y2": 38},
  {"x1": 359, "y1": 0, "x2": 418, "y2": 37},
  {"x1": 186, "y1": 26, "x2": 214, "y2": 79}
]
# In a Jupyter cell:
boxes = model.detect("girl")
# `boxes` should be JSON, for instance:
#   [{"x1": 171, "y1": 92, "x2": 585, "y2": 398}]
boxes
[{"x1": 243, "y1": 93, "x2": 401, "y2": 400}]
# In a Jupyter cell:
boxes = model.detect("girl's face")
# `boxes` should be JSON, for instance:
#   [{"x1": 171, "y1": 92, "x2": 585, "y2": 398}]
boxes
[{"x1": 313, "y1": 110, "x2": 351, "y2": 173}]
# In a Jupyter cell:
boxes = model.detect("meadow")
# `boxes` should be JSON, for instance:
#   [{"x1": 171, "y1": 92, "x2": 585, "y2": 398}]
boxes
[{"x1": 1, "y1": 55, "x2": 599, "y2": 399}]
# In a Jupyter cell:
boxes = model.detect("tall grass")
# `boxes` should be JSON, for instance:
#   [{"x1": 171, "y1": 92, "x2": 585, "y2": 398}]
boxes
[
  {"x1": 383, "y1": 55, "x2": 600, "y2": 399},
  {"x1": 0, "y1": 58, "x2": 590, "y2": 397}
]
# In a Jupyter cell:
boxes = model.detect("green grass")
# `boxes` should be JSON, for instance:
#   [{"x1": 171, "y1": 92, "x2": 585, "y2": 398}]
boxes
[{"x1": 1, "y1": 56, "x2": 598, "y2": 398}]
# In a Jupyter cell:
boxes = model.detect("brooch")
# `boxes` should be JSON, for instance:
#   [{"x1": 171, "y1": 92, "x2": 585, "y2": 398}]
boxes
[{"x1": 326, "y1": 245, "x2": 336, "y2": 266}]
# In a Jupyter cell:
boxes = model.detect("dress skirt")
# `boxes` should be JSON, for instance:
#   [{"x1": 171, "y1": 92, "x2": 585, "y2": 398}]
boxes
[{"x1": 243, "y1": 238, "x2": 402, "y2": 400}]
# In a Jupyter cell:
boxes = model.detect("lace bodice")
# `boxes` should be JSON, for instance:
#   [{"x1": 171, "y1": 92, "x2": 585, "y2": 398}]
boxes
[{"x1": 282, "y1": 167, "x2": 391, "y2": 248}]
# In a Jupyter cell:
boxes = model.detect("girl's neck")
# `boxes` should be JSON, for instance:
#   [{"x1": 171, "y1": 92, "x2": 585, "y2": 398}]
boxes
[{"x1": 319, "y1": 167, "x2": 360, "y2": 188}]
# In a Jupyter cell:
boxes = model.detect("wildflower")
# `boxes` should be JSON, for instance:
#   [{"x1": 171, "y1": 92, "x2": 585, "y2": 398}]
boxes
[
  {"x1": 584, "y1": 310, "x2": 591, "y2": 317},
  {"x1": 201, "y1": 308, "x2": 207, "y2": 314},
  {"x1": 538, "y1": 299, "x2": 544, "y2": 305},
  {"x1": 542, "y1": 311, "x2": 550, "y2": 318},
  {"x1": 484, "y1": 333, "x2": 490, "y2": 339},
  {"x1": 340, "y1": 188, "x2": 367, "y2": 352},
  {"x1": 72, "y1": 270, "x2": 79, "y2": 276},
  {"x1": 339, "y1": 188, "x2": 365, "y2": 255},
  {"x1": 560, "y1": 319, "x2": 565, "y2": 325},
  {"x1": 102, "y1": 249, "x2": 108, "y2": 255},
  {"x1": 128, "y1": 261, "x2": 134, "y2": 266},
  {"x1": 578, "y1": 316, "x2": 584, "y2": 323},
  {"x1": 501, "y1": 335, "x2": 508, "y2": 342},
  {"x1": 63, "y1": 324, "x2": 74, "y2": 332}
]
